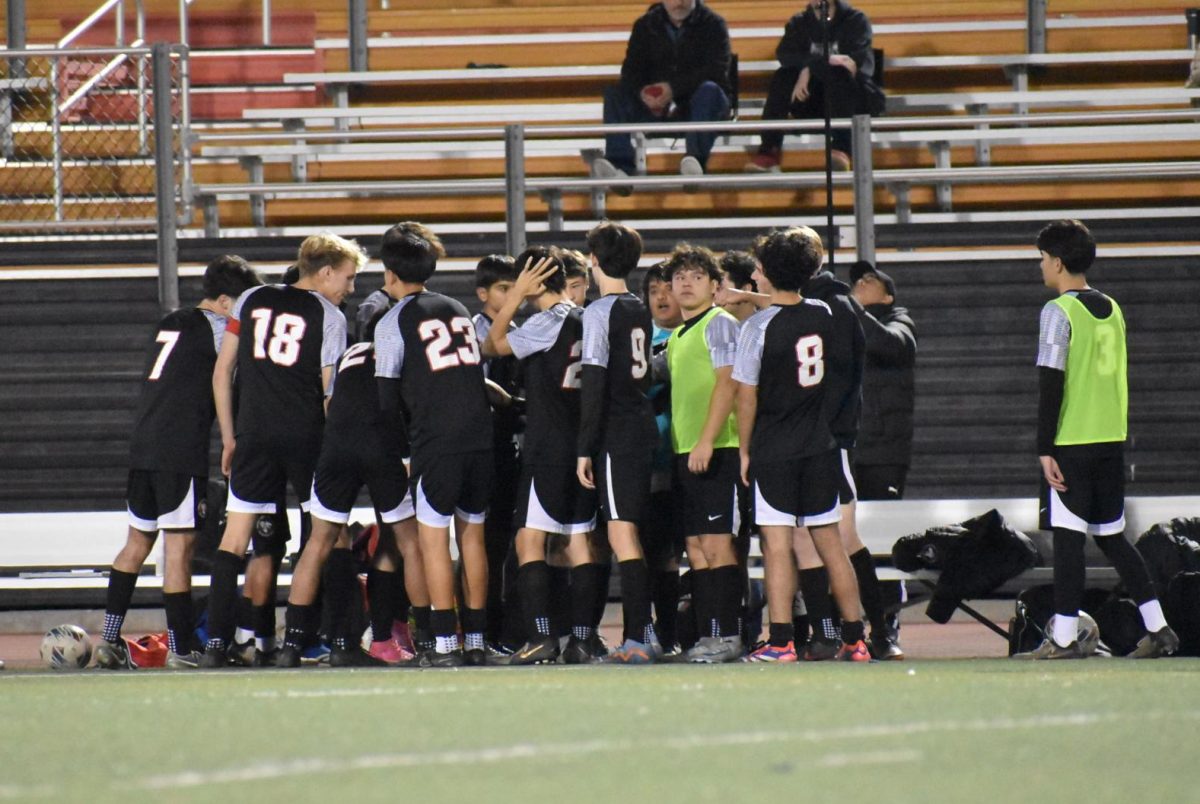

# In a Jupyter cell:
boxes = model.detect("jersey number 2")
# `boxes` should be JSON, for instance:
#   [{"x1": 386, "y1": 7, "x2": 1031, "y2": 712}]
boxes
[
  {"x1": 795, "y1": 334, "x2": 824, "y2": 387},
  {"x1": 251, "y1": 309, "x2": 307, "y2": 367},
  {"x1": 419, "y1": 317, "x2": 480, "y2": 371}
]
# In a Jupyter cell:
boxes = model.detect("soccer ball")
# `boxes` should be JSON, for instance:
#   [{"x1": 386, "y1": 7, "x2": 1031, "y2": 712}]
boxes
[
  {"x1": 40, "y1": 624, "x2": 93, "y2": 671},
  {"x1": 1045, "y1": 612, "x2": 1101, "y2": 656}
]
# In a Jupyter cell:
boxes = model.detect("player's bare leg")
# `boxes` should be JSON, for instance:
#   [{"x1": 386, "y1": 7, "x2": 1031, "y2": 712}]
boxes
[{"x1": 759, "y1": 524, "x2": 798, "y2": 646}]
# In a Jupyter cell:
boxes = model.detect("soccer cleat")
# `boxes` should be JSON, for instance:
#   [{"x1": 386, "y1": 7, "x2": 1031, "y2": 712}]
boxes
[
  {"x1": 198, "y1": 645, "x2": 229, "y2": 669},
  {"x1": 1013, "y1": 638, "x2": 1087, "y2": 660},
  {"x1": 744, "y1": 641, "x2": 798, "y2": 663},
  {"x1": 869, "y1": 634, "x2": 905, "y2": 661},
  {"x1": 591, "y1": 157, "x2": 632, "y2": 197},
  {"x1": 166, "y1": 650, "x2": 203, "y2": 669},
  {"x1": 1129, "y1": 626, "x2": 1180, "y2": 659},
  {"x1": 605, "y1": 638, "x2": 655, "y2": 665},
  {"x1": 509, "y1": 637, "x2": 560, "y2": 666},
  {"x1": 685, "y1": 637, "x2": 720, "y2": 662},
  {"x1": 301, "y1": 642, "x2": 331, "y2": 665},
  {"x1": 275, "y1": 646, "x2": 302, "y2": 668},
  {"x1": 837, "y1": 639, "x2": 872, "y2": 663},
  {"x1": 463, "y1": 648, "x2": 489, "y2": 667},
  {"x1": 331, "y1": 646, "x2": 388, "y2": 668},
  {"x1": 95, "y1": 639, "x2": 136, "y2": 670},
  {"x1": 227, "y1": 640, "x2": 256, "y2": 667},
  {"x1": 420, "y1": 649, "x2": 465, "y2": 668},
  {"x1": 391, "y1": 621, "x2": 416, "y2": 655},
  {"x1": 585, "y1": 632, "x2": 609, "y2": 658},
  {"x1": 368, "y1": 638, "x2": 415, "y2": 666},
  {"x1": 689, "y1": 636, "x2": 744, "y2": 664},
  {"x1": 745, "y1": 149, "x2": 782, "y2": 173},
  {"x1": 803, "y1": 636, "x2": 841, "y2": 661},
  {"x1": 562, "y1": 636, "x2": 602, "y2": 665},
  {"x1": 251, "y1": 648, "x2": 278, "y2": 668}
]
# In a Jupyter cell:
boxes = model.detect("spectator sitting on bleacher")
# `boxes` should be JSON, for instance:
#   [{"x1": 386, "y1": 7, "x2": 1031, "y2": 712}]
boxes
[
  {"x1": 746, "y1": 0, "x2": 884, "y2": 173},
  {"x1": 592, "y1": 0, "x2": 732, "y2": 193}
]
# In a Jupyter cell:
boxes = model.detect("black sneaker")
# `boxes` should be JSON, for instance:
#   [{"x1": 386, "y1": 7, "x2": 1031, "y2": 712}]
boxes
[
  {"x1": 420, "y1": 649, "x2": 465, "y2": 668},
  {"x1": 509, "y1": 637, "x2": 560, "y2": 666},
  {"x1": 802, "y1": 636, "x2": 841, "y2": 661},
  {"x1": 562, "y1": 636, "x2": 600, "y2": 665},
  {"x1": 1129, "y1": 625, "x2": 1181, "y2": 659},
  {"x1": 275, "y1": 646, "x2": 302, "y2": 668},
  {"x1": 95, "y1": 639, "x2": 137, "y2": 670},
  {"x1": 199, "y1": 645, "x2": 229, "y2": 669},
  {"x1": 463, "y1": 648, "x2": 489, "y2": 667},
  {"x1": 252, "y1": 648, "x2": 279, "y2": 667},
  {"x1": 330, "y1": 646, "x2": 388, "y2": 667},
  {"x1": 585, "y1": 632, "x2": 609, "y2": 659},
  {"x1": 869, "y1": 633, "x2": 905, "y2": 661}
]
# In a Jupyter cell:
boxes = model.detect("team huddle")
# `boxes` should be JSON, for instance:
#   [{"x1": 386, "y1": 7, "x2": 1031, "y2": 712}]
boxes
[{"x1": 92, "y1": 216, "x2": 1178, "y2": 671}]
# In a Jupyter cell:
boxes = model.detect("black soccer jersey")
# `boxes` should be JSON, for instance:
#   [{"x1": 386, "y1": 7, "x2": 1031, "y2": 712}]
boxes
[
  {"x1": 230, "y1": 284, "x2": 347, "y2": 450},
  {"x1": 128, "y1": 308, "x2": 225, "y2": 476},
  {"x1": 578, "y1": 292, "x2": 657, "y2": 458},
  {"x1": 732, "y1": 300, "x2": 838, "y2": 461},
  {"x1": 375, "y1": 291, "x2": 492, "y2": 457},
  {"x1": 325, "y1": 342, "x2": 409, "y2": 457},
  {"x1": 508, "y1": 302, "x2": 584, "y2": 466},
  {"x1": 802, "y1": 271, "x2": 865, "y2": 449}
]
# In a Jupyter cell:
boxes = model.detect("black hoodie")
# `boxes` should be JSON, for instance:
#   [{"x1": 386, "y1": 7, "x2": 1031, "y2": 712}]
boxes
[
  {"x1": 619, "y1": 1, "x2": 732, "y2": 105},
  {"x1": 801, "y1": 270, "x2": 865, "y2": 450}
]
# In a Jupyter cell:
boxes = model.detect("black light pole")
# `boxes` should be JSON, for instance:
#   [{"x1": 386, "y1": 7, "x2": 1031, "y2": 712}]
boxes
[{"x1": 818, "y1": 0, "x2": 835, "y2": 266}]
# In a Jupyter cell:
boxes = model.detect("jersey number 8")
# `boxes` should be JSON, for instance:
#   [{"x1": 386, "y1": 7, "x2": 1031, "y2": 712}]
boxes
[
  {"x1": 795, "y1": 334, "x2": 824, "y2": 387},
  {"x1": 419, "y1": 317, "x2": 481, "y2": 371}
]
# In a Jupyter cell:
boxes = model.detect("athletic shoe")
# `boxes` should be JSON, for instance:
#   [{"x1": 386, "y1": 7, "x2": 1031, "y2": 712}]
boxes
[
  {"x1": 368, "y1": 638, "x2": 415, "y2": 666},
  {"x1": 198, "y1": 645, "x2": 229, "y2": 668},
  {"x1": 275, "y1": 646, "x2": 302, "y2": 668},
  {"x1": 745, "y1": 149, "x2": 782, "y2": 173},
  {"x1": 803, "y1": 637, "x2": 841, "y2": 661},
  {"x1": 562, "y1": 635, "x2": 602, "y2": 664},
  {"x1": 1013, "y1": 638, "x2": 1087, "y2": 660},
  {"x1": 95, "y1": 639, "x2": 136, "y2": 670},
  {"x1": 870, "y1": 634, "x2": 905, "y2": 661},
  {"x1": 251, "y1": 648, "x2": 278, "y2": 668},
  {"x1": 301, "y1": 642, "x2": 331, "y2": 665},
  {"x1": 605, "y1": 638, "x2": 655, "y2": 664},
  {"x1": 685, "y1": 637, "x2": 721, "y2": 662},
  {"x1": 509, "y1": 637, "x2": 560, "y2": 666},
  {"x1": 392, "y1": 622, "x2": 416, "y2": 655},
  {"x1": 679, "y1": 155, "x2": 704, "y2": 193},
  {"x1": 166, "y1": 650, "x2": 202, "y2": 669},
  {"x1": 463, "y1": 648, "x2": 489, "y2": 667},
  {"x1": 586, "y1": 632, "x2": 609, "y2": 658},
  {"x1": 485, "y1": 640, "x2": 515, "y2": 658},
  {"x1": 331, "y1": 646, "x2": 388, "y2": 667},
  {"x1": 837, "y1": 639, "x2": 872, "y2": 663},
  {"x1": 689, "y1": 636, "x2": 744, "y2": 664},
  {"x1": 1129, "y1": 626, "x2": 1180, "y2": 659},
  {"x1": 592, "y1": 157, "x2": 632, "y2": 197},
  {"x1": 420, "y1": 649, "x2": 465, "y2": 668},
  {"x1": 228, "y1": 640, "x2": 256, "y2": 667},
  {"x1": 744, "y1": 641, "x2": 798, "y2": 663}
]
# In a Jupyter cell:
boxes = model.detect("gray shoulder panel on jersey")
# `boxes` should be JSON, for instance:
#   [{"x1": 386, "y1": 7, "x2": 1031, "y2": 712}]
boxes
[
  {"x1": 803, "y1": 297, "x2": 833, "y2": 316},
  {"x1": 731, "y1": 306, "x2": 781, "y2": 386},
  {"x1": 374, "y1": 294, "x2": 418, "y2": 379},
  {"x1": 1037, "y1": 300, "x2": 1071, "y2": 371},
  {"x1": 230, "y1": 283, "x2": 272, "y2": 321},
  {"x1": 202, "y1": 309, "x2": 228, "y2": 353},
  {"x1": 509, "y1": 302, "x2": 570, "y2": 360},
  {"x1": 310, "y1": 291, "x2": 349, "y2": 368},
  {"x1": 581, "y1": 295, "x2": 619, "y2": 368},
  {"x1": 472, "y1": 312, "x2": 492, "y2": 344},
  {"x1": 704, "y1": 311, "x2": 741, "y2": 369}
]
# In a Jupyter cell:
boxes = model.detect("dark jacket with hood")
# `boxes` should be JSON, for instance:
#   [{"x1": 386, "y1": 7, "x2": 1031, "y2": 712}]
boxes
[
  {"x1": 620, "y1": 1, "x2": 732, "y2": 106},
  {"x1": 776, "y1": 0, "x2": 885, "y2": 115},
  {"x1": 851, "y1": 298, "x2": 916, "y2": 465},
  {"x1": 802, "y1": 270, "x2": 865, "y2": 451}
]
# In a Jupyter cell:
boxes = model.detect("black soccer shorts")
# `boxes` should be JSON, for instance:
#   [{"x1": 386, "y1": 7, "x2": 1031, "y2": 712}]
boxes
[
  {"x1": 672, "y1": 448, "x2": 741, "y2": 538},
  {"x1": 310, "y1": 440, "x2": 413, "y2": 526},
  {"x1": 411, "y1": 449, "x2": 494, "y2": 529},
  {"x1": 595, "y1": 449, "x2": 653, "y2": 525},
  {"x1": 836, "y1": 448, "x2": 857, "y2": 506},
  {"x1": 1046, "y1": 442, "x2": 1125, "y2": 536},
  {"x1": 751, "y1": 449, "x2": 841, "y2": 529},
  {"x1": 514, "y1": 463, "x2": 597, "y2": 535},
  {"x1": 126, "y1": 470, "x2": 206, "y2": 532},
  {"x1": 227, "y1": 436, "x2": 317, "y2": 516}
]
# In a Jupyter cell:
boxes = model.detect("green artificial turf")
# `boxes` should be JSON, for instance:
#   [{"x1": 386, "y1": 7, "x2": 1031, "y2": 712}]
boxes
[{"x1": 3, "y1": 660, "x2": 1199, "y2": 803}]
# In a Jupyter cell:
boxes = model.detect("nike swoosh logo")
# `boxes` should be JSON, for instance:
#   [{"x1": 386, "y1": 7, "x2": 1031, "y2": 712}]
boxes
[{"x1": 707, "y1": 514, "x2": 721, "y2": 521}]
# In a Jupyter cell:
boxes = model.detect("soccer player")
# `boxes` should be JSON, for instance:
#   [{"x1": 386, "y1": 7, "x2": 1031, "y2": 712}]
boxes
[
  {"x1": 661, "y1": 245, "x2": 745, "y2": 663},
  {"x1": 200, "y1": 233, "x2": 362, "y2": 668},
  {"x1": 1020, "y1": 219, "x2": 1177, "y2": 659},
  {"x1": 95, "y1": 256, "x2": 261, "y2": 670},
  {"x1": 276, "y1": 296, "x2": 429, "y2": 668},
  {"x1": 375, "y1": 221, "x2": 494, "y2": 667},
  {"x1": 732, "y1": 226, "x2": 870, "y2": 663},
  {"x1": 577, "y1": 220, "x2": 661, "y2": 663},
  {"x1": 480, "y1": 247, "x2": 606, "y2": 664},
  {"x1": 561, "y1": 249, "x2": 591, "y2": 308},
  {"x1": 717, "y1": 250, "x2": 760, "y2": 323}
]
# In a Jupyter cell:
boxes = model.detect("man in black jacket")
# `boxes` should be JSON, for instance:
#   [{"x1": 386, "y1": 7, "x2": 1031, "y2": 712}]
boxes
[
  {"x1": 848, "y1": 261, "x2": 916, "y2": 500},
  {"x1": 747, "y1": 0, "x2": 884, "y2": 172},
  {"x1": 592, "y1": 0, "x2": 732, "y2": 191}
]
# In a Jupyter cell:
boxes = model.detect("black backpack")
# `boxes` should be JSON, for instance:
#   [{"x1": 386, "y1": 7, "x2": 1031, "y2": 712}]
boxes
[{"x1": 1007, "y1": 584, "x2": 1144, "y2": 657}]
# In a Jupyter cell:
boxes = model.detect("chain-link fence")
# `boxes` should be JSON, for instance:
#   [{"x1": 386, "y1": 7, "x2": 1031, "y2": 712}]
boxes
[{"x1": 0, "y1": 44, "x2": 189, "y2": 235}]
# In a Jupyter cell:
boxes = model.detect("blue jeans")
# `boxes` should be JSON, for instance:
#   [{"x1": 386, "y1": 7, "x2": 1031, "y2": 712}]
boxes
[{"x1": 602, "y1": 80, "x2": 730, "y2": 174}]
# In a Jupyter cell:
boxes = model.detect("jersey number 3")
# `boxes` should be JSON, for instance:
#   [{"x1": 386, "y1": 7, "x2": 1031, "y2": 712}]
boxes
[
  {"x1": 795, "y1": 334, "x2": 825, "y2": 387},
  {"x1": 419, "y1": 317, "x2": 481, "y2": 371}
]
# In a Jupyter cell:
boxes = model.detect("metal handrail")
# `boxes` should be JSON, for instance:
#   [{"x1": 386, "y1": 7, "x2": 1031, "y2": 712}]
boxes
[
  {"x1": 58, "y1": 0, "x2": 145, "y2": 49},
  {"x1": 59, "y1": 42, "x2": 145, "y2": 115},
  {"x1": 181, "y1": 0, "x2": 275, "y2": 46}
]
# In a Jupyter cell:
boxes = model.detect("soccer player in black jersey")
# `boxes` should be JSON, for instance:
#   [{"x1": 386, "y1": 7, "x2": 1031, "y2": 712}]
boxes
[
  {"x1": 577, "y1": 221, "x2": 661, "y2": 663},
  {"x1": 95, "y1": 256, "x2": 261, "y2": 671},
  {"x1": 200, "y1": 234, "x2": 363, "y2": 668},
  {"x1": 375, "y1": 222, "x2": 495, "y2": 667},
  {"x1": 561, "y1": 249, "x2": 591, "y2": 308},
  {"x1": 480, "y1": 247, "x2": 606, "y2": 665},
  {"x1": 732, "y1": 226, "x2": 869, "y2": 662}
]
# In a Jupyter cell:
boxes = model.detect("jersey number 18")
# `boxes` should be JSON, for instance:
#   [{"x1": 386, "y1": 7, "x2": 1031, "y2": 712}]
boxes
[{"x1": 251, "y1": 309, "x2": 307, "y2": 367}]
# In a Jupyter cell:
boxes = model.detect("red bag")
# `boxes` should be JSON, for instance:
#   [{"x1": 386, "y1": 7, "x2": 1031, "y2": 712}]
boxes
[{"x1": 125, "y1": 633, "x2": 169, "y2": 668}]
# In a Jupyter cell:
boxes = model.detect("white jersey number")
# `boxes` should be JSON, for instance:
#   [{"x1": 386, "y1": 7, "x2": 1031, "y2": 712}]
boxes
[
  {"x1": 795, "y1": 334, "x2": 825, "y2": 388},
  {"x1": 147, "y1": 330, "x2": 180, "y2": 381},
  {"x1": 561, "y1": 339, "x2": 583, "y2": 389},
  {"x1": 630, "y1": 328, "x2": 649, "y2": 379},
  {"x1": 337, "y1": 341, "x2": 372, "y2": 373},
  {"x1": 419, "y1": 317, "x2": 481, "y2": 372},
  {"x1": 251, "y1": 309, "x2": 308, "y2": 367}
]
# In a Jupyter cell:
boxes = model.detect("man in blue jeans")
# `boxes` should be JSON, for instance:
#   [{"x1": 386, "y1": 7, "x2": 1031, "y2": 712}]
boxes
[{"x1": 592, "y1": 0, "x2": 732, "y2": 194}]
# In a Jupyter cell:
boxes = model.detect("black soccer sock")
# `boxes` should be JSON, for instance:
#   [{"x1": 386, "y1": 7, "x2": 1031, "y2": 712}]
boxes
[
  {"x1": 548, "y1": 565, "x2": 571, "y2": 639},
  {"x1": 102, "y1": 569, "x2": 139, "y2": 643},
  {"x1": 284, "y1": 603, "x2": 314, "y2": 649},
  {"x1": 1052, "y1": 528, "x2": 1086, "y2": 622},
  {"x1": 798, "y1": 566, "x2": 833, "y2": 621},
  {"x1": 392, "y1": 557, "x2": 411, "y2": 622},
  {"x1": 206, "y1": 550, "x2": 243, "y2": 649},
  {"x1": 849, "y1": 547, "x2": 889, "y2": 636},
  {"x1": 592, "y1": 559, "x2": 613, "y2": 630},
  {"x1": 651, "y1": 569, "x2": 680, "y2": 648},
  {"x1": 430, "y1": 608, "x2": 459, "y2": 653},
  {"x1": 1094, "y1": 533, "x2": 1157, "y2": 605},
  {"x1": 691, "y1": 568, "x2": 716, "y2": 639},
  {"x1": 570, "y1": 563, "x2": 601, "y2": 639},
  {"x1": 840, "y1": 619, "x2": 865, "y2": 645},
  {"x1": 234, "y1": 593, "x2": 254, "y2": 642},
  {"x1": 324, "y1": 547, "x2": 358, "y2": 651},
  {"x1": 253, "y1": 603, "x2": 276, "y2": 651},
  {"x1": 713, "y1": 565, "x2": 742, "y2": 639},
  {"x1": 617, "y1": 559, "x2": 652, "y2": 643},
  {"x1": 769, "y1": 622, "x2": 795, "y2": 648},
  {"x1": 162, "y1": 591, "x2": 195, "y2": 655},
  {"x1": 412, "y1": 605, "x2": 433, "y2": 649},
  {"x1": 461, "y1": 607, "x2": 487, "y2": 651},
  {"x1": 484, "y1": 526, "x2": 512, "y2": 642},
  {"x1": 518, "y1": 561, "x2": 552, "y2": 641},
  {"x1": 367, "y1": 568, "x2": 398, "y2": 643},
  {"x1": 792, "y1": 613, "x2": 811, "y2": 645}
]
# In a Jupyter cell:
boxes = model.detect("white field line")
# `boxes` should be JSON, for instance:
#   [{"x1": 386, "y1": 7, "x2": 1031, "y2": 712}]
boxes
[{"x1": 131, "y1": 710, "x2": 1194, "y2": 791}]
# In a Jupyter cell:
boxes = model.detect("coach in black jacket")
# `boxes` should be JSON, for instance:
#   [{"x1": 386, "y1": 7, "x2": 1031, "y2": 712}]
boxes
[
  {"x1": 848, "y1": 261, "x2": 916, "y2": 499},
  {"x1": 592, "y1": 0, "x2": 732, "y2": 186}
]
